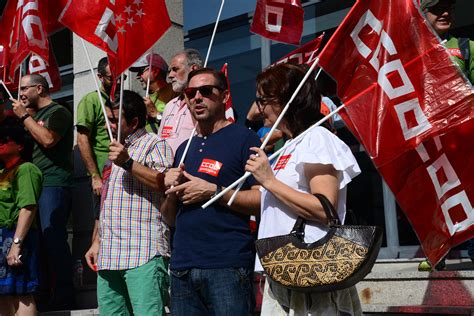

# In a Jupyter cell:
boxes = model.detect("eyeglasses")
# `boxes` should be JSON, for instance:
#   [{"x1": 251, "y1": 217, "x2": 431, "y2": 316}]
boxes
[
  {"x1": 255, "y1": 95, "x2": 275, "y2": 113},
  {"x1": 101, "y1": 74, "x2": 127, "y2": 81},
  {"x1": 19, "y1": 85, "x2": 40, "y2": 92},
  {"x1": 184, "y1": 85, "x2": 224, "y2": 99}
]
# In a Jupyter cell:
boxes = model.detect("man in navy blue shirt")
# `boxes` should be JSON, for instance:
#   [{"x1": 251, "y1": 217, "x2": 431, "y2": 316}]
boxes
[{"x1": 162, "y1": 68, "x2": 261, "y2": 315}]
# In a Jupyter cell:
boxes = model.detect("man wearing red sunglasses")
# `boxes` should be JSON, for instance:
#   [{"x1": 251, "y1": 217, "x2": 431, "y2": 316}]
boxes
[{"x1": 162, "y1": 68, "x2": 261, "y2": 315}]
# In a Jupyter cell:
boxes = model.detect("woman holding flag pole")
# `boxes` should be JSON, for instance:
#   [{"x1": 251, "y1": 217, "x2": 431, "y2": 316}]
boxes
[{"x1": 245, "y1": 63, "x2": 362, "y2": 315}]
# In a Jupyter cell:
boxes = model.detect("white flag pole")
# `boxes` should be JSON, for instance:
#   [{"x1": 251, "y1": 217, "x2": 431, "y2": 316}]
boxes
[
  {"x1": 80, "y1": 38, "x2": 114, "y2": 141},
  {"x1": 0, "y1": 80, "x2": 14, "y2": 100},
  {"x1": 177, "y1": 0, "x2": 225, "y2": 166},
  {"x1": 145, "y1": 51, "x2": 153, "y2": 98},
  {"x1": 18, "y1": 63, "x2": 22, "y2": 98},
  {"x1": 226, "y1": 60, "x2": 321, "y2": 206},
  {"x1": 117, "y1": 72, "x2": 125, "y2": 142},
  {"x1": 202, "y1": 102, "x2": 346, "y2": 209}
]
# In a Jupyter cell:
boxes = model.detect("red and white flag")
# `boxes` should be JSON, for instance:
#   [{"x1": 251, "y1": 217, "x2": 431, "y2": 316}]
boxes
[
  {"x1": 1, "y1": 0, "x2": 51, "y2": 79},
  {"x1": 59, "y1": 0, "x2": 171, "y2": 78},
  {"x1": 250, "y1": 0, "x2": 304, "y2": 45},
  {"x1": 274, "y1": 33, "x2": 324, "y2": 66},
  {"x1": 220, "y1": 63, "x2": 235, "y2": 122},
  {"x1": 27, "y1": 45, "x2": 62, "y2": 92},
  {"x1": 318, "y1": 0, "x2": 474, "y2": 264}
]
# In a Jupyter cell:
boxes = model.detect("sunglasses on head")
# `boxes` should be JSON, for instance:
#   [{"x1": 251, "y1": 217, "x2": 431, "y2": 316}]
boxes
[{"x1": 184, "y1": 85, "x2": 224, "y2": 99}]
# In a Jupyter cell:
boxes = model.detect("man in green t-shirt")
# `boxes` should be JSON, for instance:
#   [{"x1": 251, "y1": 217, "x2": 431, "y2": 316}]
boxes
[
  {"x1": 76, "y1": 57, "x2": 113, "y2": 221},
  {"x1": 130, "y1": 53, "x2": 176, "y2": 133},
  {"x1": 11, "y1": 74, "x2": 75, "y2": 309}
]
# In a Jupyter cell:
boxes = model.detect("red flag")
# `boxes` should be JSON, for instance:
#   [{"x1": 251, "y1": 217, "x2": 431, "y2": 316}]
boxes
[
  {"x1": 27, "y1": 45, "x2": 62, "y2": 92},
  {"x1": 59, "y1": 0, "x2": 171, "y2": 77},
  {"x1": 318, "y1": 0, "x2": 474, "y2": 264},
  {"x1": 220, "y1": 63, "x2": 235, "y2": 123},
  {"x1": 2, "y1": 0, "x2": 51, "y2": 79},
  {"x1": 250, "y1": 0, "x2": 304, "y2": 45},
  {"x1": 274, "y1": 33, "x2": 324, "y2": 66}
]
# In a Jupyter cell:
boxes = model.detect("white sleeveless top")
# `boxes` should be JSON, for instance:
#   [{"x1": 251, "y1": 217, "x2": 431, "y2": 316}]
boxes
[{"x1": 255, "y1": 126, "x2": 361, "y2": 271}]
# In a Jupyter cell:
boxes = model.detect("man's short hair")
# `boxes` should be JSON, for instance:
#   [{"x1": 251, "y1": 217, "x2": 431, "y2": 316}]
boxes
[
  {"x1": 28, "y1": 74, "x2": 50, "y2": 94},
  {"x1": 187, "y1": 68, "x2": 227, "y2": 90},
  {"x1": 107, "y1": 90, "x2": 146, "y2": 128},
  {"x1": 98, "y1": 57, "x2": 109, "y2": 75},
  {"x1": 182, "y1": 49, "x2": 204, "y2": 68}
]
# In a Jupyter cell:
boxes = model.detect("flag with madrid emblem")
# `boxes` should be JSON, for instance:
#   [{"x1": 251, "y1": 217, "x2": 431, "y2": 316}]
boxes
[{"x1": 59, "y1": 0, "x2": 171, "y2": 77}]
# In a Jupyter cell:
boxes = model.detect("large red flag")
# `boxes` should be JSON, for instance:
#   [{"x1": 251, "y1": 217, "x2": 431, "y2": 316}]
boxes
[
  {"x1": 28, "y1": 46, "x2": 62, "y2": 93},
  {"x1": 250, "y1": 0, "x2": 304, "y2": 45},
  {"x1": 318, "y1": 0, "x2": 474, "y2": 265},
  {"x1": 274, "y1": 33, "x2": 324, "y2": 66},
  {"x1": 59, "y1": 0, "x2": 171, "y2": 77},
  {"x1": 220, "y1": 63, "x2": 235, "y2": 122},
  {"x1": 1, "y1": 0, "x2": 51, "y2": 79}
]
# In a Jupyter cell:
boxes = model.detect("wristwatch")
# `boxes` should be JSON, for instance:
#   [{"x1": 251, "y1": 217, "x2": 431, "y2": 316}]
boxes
[
  {"x1": 121, "y1": 158, "x2": 134, "y2": 171},
  {"x1": 19, "y1": 113, "x2": 30, "y2": 123},
  {"x1": 13, "y1": 237, "x2": 22, "y2": 245}
]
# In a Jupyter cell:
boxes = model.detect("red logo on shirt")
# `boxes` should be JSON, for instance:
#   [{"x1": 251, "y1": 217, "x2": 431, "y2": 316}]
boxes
[
  {"x1": 447, "y1": 48, "x2": 463, "y2": 60},
  {"x1": 274, "y1": 154, "x2": 291, "y2": 170},
  {"x1": 161, "y1": 126, "x2": 173, "y2": 139},
  {"x1": 198, "y1": 159, "x2": 223, "y2": 177}
]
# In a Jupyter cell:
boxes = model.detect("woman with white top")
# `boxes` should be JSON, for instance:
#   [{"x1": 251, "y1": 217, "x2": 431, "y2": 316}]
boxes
[{"x1": 245, "y1": 63, "x2": 362, "y2": 315}]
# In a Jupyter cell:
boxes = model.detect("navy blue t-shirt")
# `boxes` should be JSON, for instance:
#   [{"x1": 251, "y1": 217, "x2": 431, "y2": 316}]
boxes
[{"x1": 170, "y1": 123, "x2": 261, "y2": 270}]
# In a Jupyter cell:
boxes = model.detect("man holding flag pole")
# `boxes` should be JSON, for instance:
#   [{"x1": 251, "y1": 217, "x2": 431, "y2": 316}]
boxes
[{"x1": 162, "y1": 68, "x2": 261, "y2": 315}]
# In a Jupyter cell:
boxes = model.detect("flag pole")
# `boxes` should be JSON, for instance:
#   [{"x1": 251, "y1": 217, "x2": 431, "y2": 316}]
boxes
[
  {"x1": 117, "y1": 72, "x2": 125, "y2": 142},
  {"x1": 18, "y1": 63, "x2": 22, "y2": 98},
  {"x1": 80, "y1": 38, "x2": 114, "y2": 141},
  {"x1": 177, "y1": 0, "x2": 225, "y2": 166},
  {"x1": 0, "y1": 80, "x2": 14, "y2": 100},
  {"x1": 145, "y1": 51, "x2": 153, "y2": 98},
  {"x1": 203, "y1": 102, "x2": 346, "y2": 209},
  {"x1": 226, "y1": 60, "x2": 321, "y2": 206}
]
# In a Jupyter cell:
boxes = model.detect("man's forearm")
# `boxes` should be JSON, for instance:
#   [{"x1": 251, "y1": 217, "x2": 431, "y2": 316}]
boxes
[
  {"x1": 91, "y1": 219, "x2": 100, "y2": 244},
  {"x1": 129, "y1": 161, "x2": 166, "y2": 192},
  {"x1": 218, "y1": 185, "x2": 261, "y2": 215},
  {"x1": 23, "y1": 116, "x2": 59, "y2": 148},
  {"x1": 77, "y1": 133, "x2": 100, "y2": 175}
]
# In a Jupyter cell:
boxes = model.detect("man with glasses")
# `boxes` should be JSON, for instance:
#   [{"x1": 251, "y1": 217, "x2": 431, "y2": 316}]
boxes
[
  {"x1": 76, "y1": 57, "x2": 115, "y2": 235},
  {"x1": 419, "y1": 0, "x2": 474, "y2": 270},
  {"x1": 162, "y1": 68, "x2": 261, "y2": 315},
  {"x1": 158, "y1": 48, "x2": 203, "y2": 154},
  {"x1": 130, "y1": 53, "x2": 176, "y2": 133},
  {"x1": 11, "y1": 74, "x2": 74, "y2": 310}
]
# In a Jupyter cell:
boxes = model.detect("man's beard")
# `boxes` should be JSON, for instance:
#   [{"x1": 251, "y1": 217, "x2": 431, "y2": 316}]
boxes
[{"x1": 171, "y1": 79, "x2": 186, "y2": 93}]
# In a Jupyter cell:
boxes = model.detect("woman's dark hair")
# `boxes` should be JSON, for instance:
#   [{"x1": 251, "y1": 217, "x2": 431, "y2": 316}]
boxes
[
  {"x1": 107, "y1": 90, "x2": 147, "y2": 128},
  {"x1": 256, "y1": 63, "x2": 324, "y2": 137},
  {"x1": 0, "y1": 116, "x2": 34, "y2": 161}
]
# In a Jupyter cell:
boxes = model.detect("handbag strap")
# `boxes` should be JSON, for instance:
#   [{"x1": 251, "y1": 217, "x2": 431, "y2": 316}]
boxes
[
  {"x1": 290, "y1": 193, "x2": 341, "y2": 238},
  {"x1": 313, "y1": 193, "x2": 341, "y2": 225}
]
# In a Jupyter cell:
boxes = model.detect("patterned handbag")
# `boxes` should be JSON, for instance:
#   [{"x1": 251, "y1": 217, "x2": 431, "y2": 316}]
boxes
[{"x1": 255, "y1": 193, "x2": 383, "y2": 292}]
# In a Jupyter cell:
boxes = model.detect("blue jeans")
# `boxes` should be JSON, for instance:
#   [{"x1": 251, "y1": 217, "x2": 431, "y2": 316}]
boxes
[
  {"x1": 38, "y1": 186, "x2": 74, "y2": 306},
  {"x1": 170, "y1": 267, "x2": 254, "y2": 316}
]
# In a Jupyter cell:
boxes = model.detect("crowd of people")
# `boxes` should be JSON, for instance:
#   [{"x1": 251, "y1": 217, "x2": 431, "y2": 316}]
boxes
[{"x1": 0, "y1": 0, "x2": 472, "y2": 315}]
